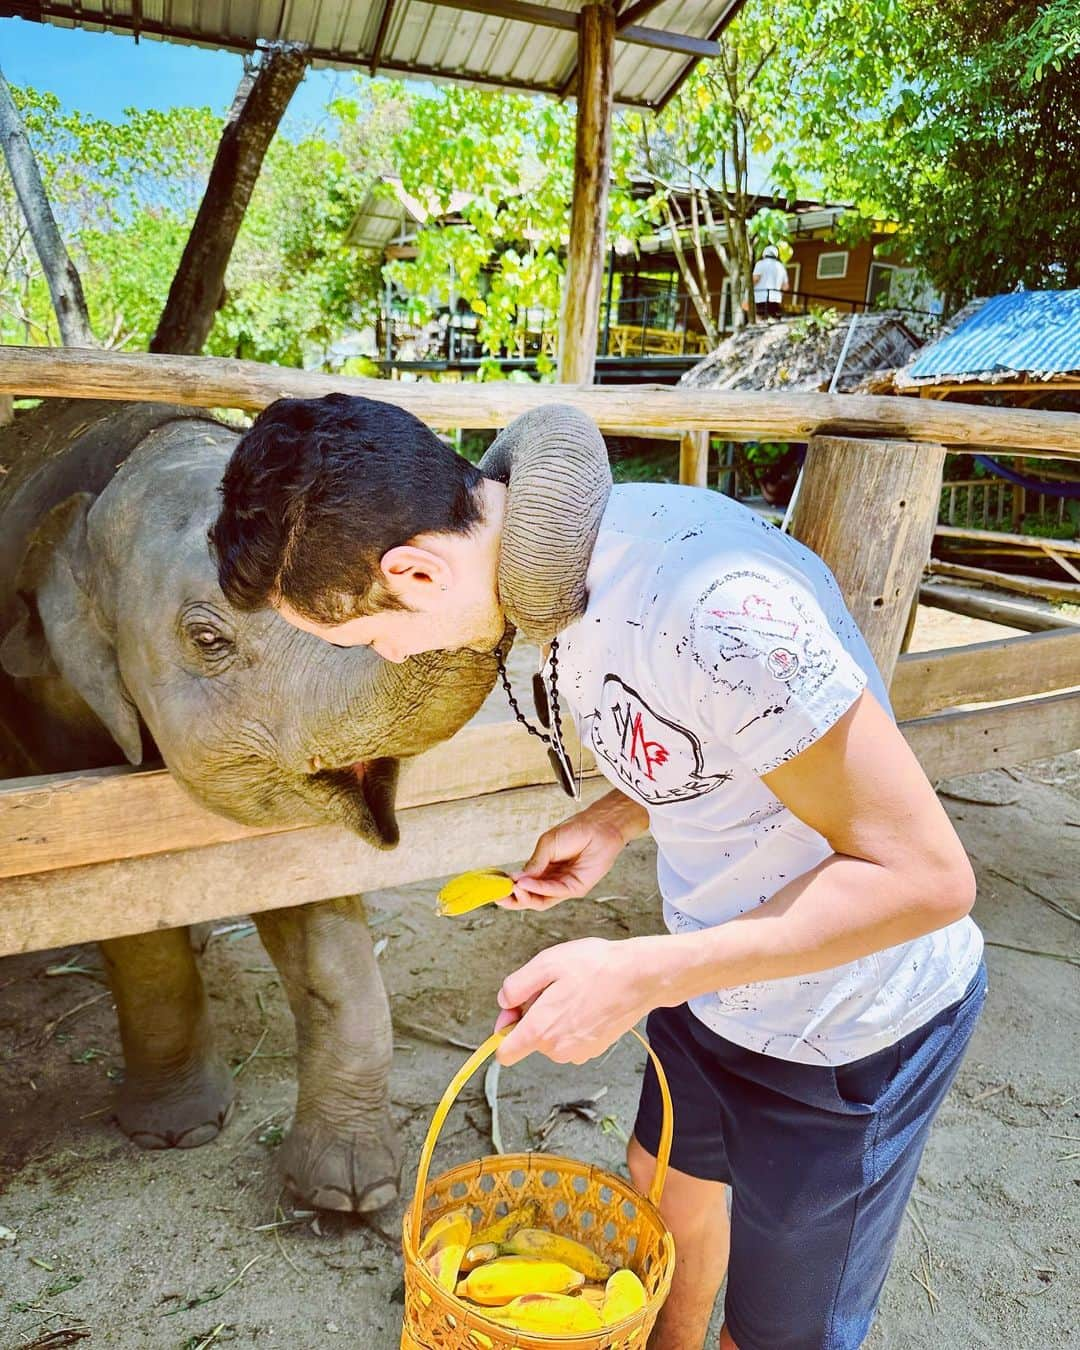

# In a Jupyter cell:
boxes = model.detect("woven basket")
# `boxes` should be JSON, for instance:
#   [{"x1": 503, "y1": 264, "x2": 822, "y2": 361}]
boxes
[{"x1": 401, "y1": 1028, "x2": 676, "y2": 1350}]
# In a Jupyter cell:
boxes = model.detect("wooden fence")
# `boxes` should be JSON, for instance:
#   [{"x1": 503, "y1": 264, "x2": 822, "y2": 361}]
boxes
[{"x1": 1, "y1": 344, "x2": 1078, "y2": 957}]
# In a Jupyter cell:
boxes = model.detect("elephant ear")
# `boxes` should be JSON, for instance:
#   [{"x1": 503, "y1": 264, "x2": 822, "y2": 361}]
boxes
[{"x1": 0, "y1": 492, "x2": 143, "y2": 765}]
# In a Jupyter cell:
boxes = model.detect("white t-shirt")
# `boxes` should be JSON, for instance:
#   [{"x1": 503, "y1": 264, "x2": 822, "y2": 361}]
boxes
[
  {"x1": 753, "y1": 257, "x2": 788, "y2": 304},
  {"x1": 557, "y1": 484, "x2": 983, "y2": 1065}
]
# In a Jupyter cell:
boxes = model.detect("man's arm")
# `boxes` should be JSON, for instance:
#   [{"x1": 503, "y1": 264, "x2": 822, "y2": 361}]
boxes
[{"x1": 495, "y1": 691, "x2": 975, "y2": 1065}]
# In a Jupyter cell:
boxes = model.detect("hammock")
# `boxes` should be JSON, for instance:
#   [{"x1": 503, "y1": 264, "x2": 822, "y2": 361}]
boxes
[{"x1": 972, "y1": 455, "x2": 1080, "y2": 501}]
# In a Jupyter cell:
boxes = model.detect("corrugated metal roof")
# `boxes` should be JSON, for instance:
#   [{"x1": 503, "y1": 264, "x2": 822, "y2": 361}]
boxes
[
  {"x1": 903, "y1": 291, "x2": 1080, "y2": 386},
  {"x1": 2, "y1": 0, "x2": 744, "y2": 108}
]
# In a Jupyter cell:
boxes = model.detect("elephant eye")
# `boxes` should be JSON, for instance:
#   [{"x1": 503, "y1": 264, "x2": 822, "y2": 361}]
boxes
[{"x1": 186, "y1": 622, "x2": 233, "y2": 656}]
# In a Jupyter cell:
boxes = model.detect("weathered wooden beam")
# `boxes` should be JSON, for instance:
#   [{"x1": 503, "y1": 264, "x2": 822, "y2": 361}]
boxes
[
  {"x1": 936, "y1": 524, "x2": 1080, "y2": 555},
  {"x1": 0, "y1": 718, "x2": 595, "y2": 881},
  {"x1": 678, "y1": 429, "x2": 709, "y2": 486},
  {"x1": 903, "y1": 689, "x2": 1080, "y2": 783},
  {"x1": 789, "y1": 436, "x2": 945, "y2": 680},
  {"x1": 150, "y1": 44, "x2": 308, "y2": 355},
  {"x1": 4, "y1": 688, "x2": 1075, "y2": 956},
  {"x1": 927, "y1": 560, "x2": 1080, "y2": 606},
  {"x1": 558, "y1": 2, "x2": 616, "y2": 385},
  {"x1": 0, "y1": 778, "x2": 610, "y2": 957},
  {"x1": 919, "y1": 581, "x2": 1080, "y2": 632},
  {"x1": 369, "y1": 0, "x2": 398, "y2": 74},
  {"x1": 2, "y1": 346, "x2": 1078, "y2": 454},
  {"x1": 421, "y1": 0, "x2": 721, "y2": 58},
  {"x1": 890, "y1": 628, "x2": 1080, "y2": 721}
]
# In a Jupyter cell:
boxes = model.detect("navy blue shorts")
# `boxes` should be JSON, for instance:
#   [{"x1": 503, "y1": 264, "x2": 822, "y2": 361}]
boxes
[{"x1": 634, "y1": 963, "x2": 986, "y2": 1350}]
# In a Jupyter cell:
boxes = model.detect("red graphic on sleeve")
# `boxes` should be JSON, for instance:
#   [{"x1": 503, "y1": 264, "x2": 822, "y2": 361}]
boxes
[{"x1": 710, "y1": 593, "x2": 800, "y2": 640}]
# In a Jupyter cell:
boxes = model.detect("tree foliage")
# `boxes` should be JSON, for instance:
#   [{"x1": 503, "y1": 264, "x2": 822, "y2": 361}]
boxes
[{"x1": 808, "y1": 0, "x2": 1080, "y2": 303}]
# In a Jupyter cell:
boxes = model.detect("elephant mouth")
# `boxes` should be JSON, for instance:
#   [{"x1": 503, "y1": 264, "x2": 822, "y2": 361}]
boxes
[{"x1": 297, "y1": 755, "x2": 401, "y2": 850}]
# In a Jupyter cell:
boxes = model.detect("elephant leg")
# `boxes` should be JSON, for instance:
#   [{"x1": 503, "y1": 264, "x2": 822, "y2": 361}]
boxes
[
  {"x1": 100, "y1": 928, "x2": 235, "y2": 1150},
  {"x1": 254, "y1": 896, "x2": 399, "y2": 1214}
]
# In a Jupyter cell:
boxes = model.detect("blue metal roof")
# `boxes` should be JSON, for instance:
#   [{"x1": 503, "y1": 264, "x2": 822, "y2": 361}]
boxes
[{"x1": 906, "y1": 290, "x2": 1080, "y2": 383}]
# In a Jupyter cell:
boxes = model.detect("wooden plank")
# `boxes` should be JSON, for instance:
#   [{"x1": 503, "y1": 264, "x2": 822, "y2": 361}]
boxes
[
  {"x1": 936, "y1": 524, "x2": 1080, "y2": 555},
  {"x1": 903, "y1": 690, "x2": 1080, "y2": 782},
  {"x1": 678, "y1": 429, "x2": 709, "y2": 486},
  {"x1": 1042, "y1": 544, "x2": 1080, "y2": 585},
  {"x1": 558, "y1": 1, "x2": 615, "y2": 385},
  {"x1": 891, "y1": 628, "x2": 1080, "y2": 720},
  {"x1": 0, "y1": 718, "x2": 597, "y2": 881},
  {"x1": 927, "y1": 559, "x2": 1080, "y2": 605},
  {"x1": 919, "y1": 581, "x2": 1080, "y2": 632},
  {"x1": 790, "y1": 436, "x2": 945, "y2": 680},
  {"x1": 4, "y1": 689, "x2": 1077, "y2": 956},
  {"x1": 0, "y1": 778, "x2": 610, "y2": 957},
  {"x1": 1, "y1": 345, "x2": 1079, "y2": 455}
]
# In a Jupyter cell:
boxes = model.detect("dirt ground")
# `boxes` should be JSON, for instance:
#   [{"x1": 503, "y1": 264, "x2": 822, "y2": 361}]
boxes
[{"x1": 1, "y1": 608, "x2": 1077, "y2": 1350}]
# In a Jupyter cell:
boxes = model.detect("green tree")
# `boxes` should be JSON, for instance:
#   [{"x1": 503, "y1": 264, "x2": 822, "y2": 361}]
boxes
[
  {"x1": 377, "y1": 82, "x2": 647, "y2": 367},
  {"x1": 814, "y1": 0, "x2": 1080, "y2": 304},
  {"x1": 632, "y1": 0, "x2": 910, "y2": 332}
]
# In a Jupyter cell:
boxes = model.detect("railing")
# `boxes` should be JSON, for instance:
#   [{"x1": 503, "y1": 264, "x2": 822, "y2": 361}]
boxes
[
  {"x1": 0, "y1": 344, "x2": 1077, "y2": 956},
  {"x1": 941, "y1": 476, "x2": 1074, "y2": 532}
]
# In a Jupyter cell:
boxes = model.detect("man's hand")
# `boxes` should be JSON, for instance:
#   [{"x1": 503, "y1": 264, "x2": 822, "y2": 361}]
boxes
[
  {"x1": 494, "y1": 936, "x2": 662, "y2": 1066},
  {"x1": 502, "y1": 789, "x2": 649, "y2": 911}
]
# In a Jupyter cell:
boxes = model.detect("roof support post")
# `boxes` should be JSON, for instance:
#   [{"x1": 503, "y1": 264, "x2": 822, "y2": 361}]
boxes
[
  {"x1": 558, "y1": 1, "x2": 615, "y2": 385},
  {"x1": 787, "y1": 436, "x2": 945, "y2": 680}
]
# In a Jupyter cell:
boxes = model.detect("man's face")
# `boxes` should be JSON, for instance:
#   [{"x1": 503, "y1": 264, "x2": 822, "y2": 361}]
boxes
[{"x1": 277, "y1": 596, "x2": 492, "y2": 664}]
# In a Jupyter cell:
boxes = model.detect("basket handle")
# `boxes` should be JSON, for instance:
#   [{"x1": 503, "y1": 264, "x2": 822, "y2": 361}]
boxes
[{"x1": 409, "y1": 1027, "x2": 673, "y2": 1243}]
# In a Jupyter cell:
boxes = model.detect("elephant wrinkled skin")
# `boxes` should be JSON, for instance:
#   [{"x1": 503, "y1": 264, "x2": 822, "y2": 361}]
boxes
[{"x1": 0, "y1": 401, "x2": 499, "y2": 1213}]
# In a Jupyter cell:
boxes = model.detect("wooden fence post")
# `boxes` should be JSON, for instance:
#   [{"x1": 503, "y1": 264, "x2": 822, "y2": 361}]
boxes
[
  {"x1": 558, "y1": 1, "x2": 615, "y2": 386},
  {"x1": 788, "y1": 435, "x2": 945, "y2": 680},
  {"x1": 679, "y1": 429, "x2": 709, "y2": 486}
]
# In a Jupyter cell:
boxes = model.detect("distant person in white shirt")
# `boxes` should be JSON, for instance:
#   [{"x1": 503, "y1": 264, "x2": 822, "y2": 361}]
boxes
[{"x1": 752, "y1": 244, "x2": 789, "y2": 319}]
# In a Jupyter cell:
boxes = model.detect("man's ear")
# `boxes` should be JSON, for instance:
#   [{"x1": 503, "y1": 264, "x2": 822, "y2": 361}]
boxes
[
  {"x1": 1, "y1": 493, "x2": 143, "y2": 765},
  {"x1": 380, "y1": 544, "x2": 451, "y2": 592}
]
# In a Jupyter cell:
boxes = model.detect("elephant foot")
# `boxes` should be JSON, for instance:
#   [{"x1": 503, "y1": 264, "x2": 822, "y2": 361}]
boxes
[
  {"x1": 281, "y1": 1113, "x2": 400, "y2": 1214},
  {"x1": 115, "y1": 1055, "x2": 236, "y2": 1150}
]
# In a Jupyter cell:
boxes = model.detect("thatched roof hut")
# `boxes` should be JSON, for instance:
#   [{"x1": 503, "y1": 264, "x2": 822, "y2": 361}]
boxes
[{"x1": 680, "y1": 311, "x2": 921, "y2": 395}]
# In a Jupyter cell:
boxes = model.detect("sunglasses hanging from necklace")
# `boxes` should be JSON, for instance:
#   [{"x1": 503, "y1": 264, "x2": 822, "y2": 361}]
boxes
[{"x1": 496, "y1": 636, "x2": 580, "y2": 800}]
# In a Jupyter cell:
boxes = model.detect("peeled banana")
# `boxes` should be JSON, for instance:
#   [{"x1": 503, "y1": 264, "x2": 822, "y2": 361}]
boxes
[
  {"x1": 484, "y1": 1292, "x2": 604, "y2": 1334},
  {"x1": 501, "y1": 1228, "x2": 612, "y2": 1282},
  {"x1": 602, "y1": 1268, "x2": 647, "y2": 1323},
  {"x1": 419, "y1": 1209, "x2": 472, "y2": 1292},
  {"x1": 437, "y1": 868, "x2": 515, "y2": 916},
  {"x1": 456, "y1": 1255, "x2": 585, "y2": 1306}
]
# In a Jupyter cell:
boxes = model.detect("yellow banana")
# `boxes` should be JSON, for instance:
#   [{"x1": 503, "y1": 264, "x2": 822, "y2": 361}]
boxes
[
  {"x1": 484, "y1": 1292, "x2": 604, "y2": 1334},
  {"x1": 471, "y1": 1199, "x2": 540, "y2": 1247},
  {"x1": 456, "y1": 1255, "x2": 585, "y2": 1306},
  {"x1": 500, "y1": 1228, "x2": 612, "y2": 1282},
  {"x1": 419, "y1": 1209, "x2": 472, "y2": 1292},
  {"x1": 602, "y1": 1268, "x2": 647, "y2": 1324},
  {"x1": 437, "y1": 868, "x2": 514, "y2": 916}
]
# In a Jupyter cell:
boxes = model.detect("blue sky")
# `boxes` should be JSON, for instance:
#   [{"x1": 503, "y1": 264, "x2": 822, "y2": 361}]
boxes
[{"x1": 0, "y1": 17, "x2": 354, "y2": 131}]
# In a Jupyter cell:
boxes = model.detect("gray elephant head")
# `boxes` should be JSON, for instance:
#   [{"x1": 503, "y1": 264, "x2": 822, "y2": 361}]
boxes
[{"x1": 1, "y1": 416, "x2": 499, "y2": 846}]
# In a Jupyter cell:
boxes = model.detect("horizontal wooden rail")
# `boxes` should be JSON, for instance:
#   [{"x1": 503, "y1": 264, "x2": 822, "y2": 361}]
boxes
[
  {"x1": 901, "y1": 689, "x2": 1080, "y2": 782},
  {"x1": 0, "y1": 778, "x2": 610, "y2": 957},
  {"x1": 919, "y1": 581, "x2": 1080, "y2": 633},
  {"x1": 1, "y1": 345, "x2": 1079, "y2": 455},
  {"x1": 0, "y1": 718, "x2": 595, "y2": 881},
  {"x1": 936, "y1": 524, "x2": 1080, "y2": 555},
  {"x1": 891, "y1": 628, "x2": 1080, "y2": 721},
  {"x1": 2, "y1": 687, "x2": 1077, "y2": 956}
]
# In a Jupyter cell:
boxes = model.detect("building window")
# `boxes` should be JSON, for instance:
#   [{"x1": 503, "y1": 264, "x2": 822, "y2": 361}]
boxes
[{"x1": 816, "y1": 251, "x2": 849, "y2": 280}]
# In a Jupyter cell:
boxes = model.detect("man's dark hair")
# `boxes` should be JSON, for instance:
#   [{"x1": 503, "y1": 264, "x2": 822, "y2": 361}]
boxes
[{"x1": 210, "y1": 393, "x2": 484, "y2": 622}]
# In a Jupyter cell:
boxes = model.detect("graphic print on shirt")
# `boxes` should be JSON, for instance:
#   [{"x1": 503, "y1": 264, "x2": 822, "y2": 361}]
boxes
[
  {"x1": 591, "y1": 675, "x2": 732, "y2": 805},
  {"x1": 689, "y1": 569, "x2": 841, "y2": 703}
]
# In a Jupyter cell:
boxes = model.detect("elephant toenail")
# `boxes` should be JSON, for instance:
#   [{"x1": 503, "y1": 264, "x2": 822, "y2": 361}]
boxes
[
  {"x1": 176, "y1": 1121, "x2": 223, "y2": 1148},
  {"x1": 128, "y1": 1131, "x2": 171, "y2": 1150},
  {"x1": 308, "y1": 1185, "x2": 355, "y2": 1213},
  {"x1": 356, "y1": 1178, "x2": 399, "y2": 1214}
]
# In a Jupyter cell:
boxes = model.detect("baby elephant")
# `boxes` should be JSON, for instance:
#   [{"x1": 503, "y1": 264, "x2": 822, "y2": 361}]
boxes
[{"x1": 0, "y1": 398, "x2": 499, "y2": 1212}]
